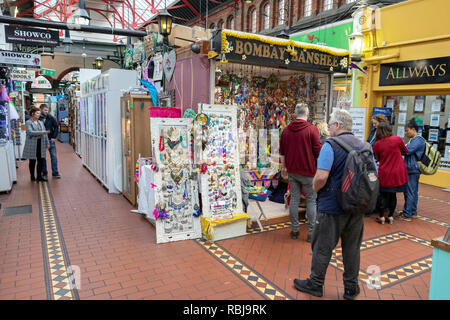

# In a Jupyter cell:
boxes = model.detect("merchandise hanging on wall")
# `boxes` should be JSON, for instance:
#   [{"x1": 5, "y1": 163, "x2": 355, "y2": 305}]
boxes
[
  {"x1": 150, "y1": 118, "x2": 202, "y2": 243},
  {"x1": 195, "y1": 104, "x2": 249, "y2": 241}
]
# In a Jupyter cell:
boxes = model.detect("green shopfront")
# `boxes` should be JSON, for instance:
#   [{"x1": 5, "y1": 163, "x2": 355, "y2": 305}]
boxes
[{"x1": 290, "y1": 19, "x2": 362, "y2": 115}]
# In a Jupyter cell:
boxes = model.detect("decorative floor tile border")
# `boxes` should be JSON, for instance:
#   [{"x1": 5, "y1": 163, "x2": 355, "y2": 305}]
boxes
[
  {"x1": 38, "y1": 182, "x2": 79, "y2": 300},
  {"x1": 329, "y1": 231, "x2": 433, "y2": 290},
  {"x1": 195, "y1": 239, "x2": 294, "y2": 300},
  {"x1": 419, "y1": 195, "x2": 450, "y2": 205}
]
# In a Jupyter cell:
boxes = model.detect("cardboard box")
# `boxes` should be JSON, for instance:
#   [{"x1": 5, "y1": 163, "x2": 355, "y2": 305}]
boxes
[{"x1": 146, "y1": 23, "x2": 210, "y2": 45}]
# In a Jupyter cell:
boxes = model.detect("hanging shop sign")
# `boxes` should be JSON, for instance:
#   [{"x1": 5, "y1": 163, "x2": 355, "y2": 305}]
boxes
[
  {"x1": 10, "y1": 68, "x2": 36, "y2": 82},
  {"x1": 4, "y1": 25, "x2": 60, "y2": 46},
  {"x1": 0, "y1": 50, "x2": 41, "y2": 69},
  {"x1": 31, "y1": 75, "x2": 52, "y2": 89},
  {"x1": 40, "y1": 68, "x2": 56, "y2": 77},
  {"x1": 379, "y1": 56, "x2": 450, "y2": 86},
  {"x1": 213, "y1": 30, "x2": 350, "y2": 74},
  {"x1": 153, "y1": 53, "x2": 163, "y2": 81}
]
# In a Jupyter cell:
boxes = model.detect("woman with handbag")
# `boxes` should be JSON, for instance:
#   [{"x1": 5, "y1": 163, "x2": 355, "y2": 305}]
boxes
[{"x1": 23, "y1": 106, "x2": 50, "y2": 182}]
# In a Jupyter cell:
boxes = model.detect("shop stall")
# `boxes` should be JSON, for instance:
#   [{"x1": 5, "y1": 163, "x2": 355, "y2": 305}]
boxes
[
  {"x1": 209, "y1": 30, "x2": 350, "y2": 219},
  {"x1": 360, "y1": 0, "x2": 450, "y2": 188},
  {"x1": 80, "y1": 69, "x2": 137, "y2": 193}
]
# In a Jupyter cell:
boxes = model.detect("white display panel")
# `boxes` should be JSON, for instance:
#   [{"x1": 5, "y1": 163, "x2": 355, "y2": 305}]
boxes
[
  {"x1": 80, "y1": 69, "x2": 137, "y2": 193},
  {"x1": 196, "y1": 104, "x2": 243, "y2": 219},
  {"x1": 150, "y1": 118, "x2": 202, "y2": 244}
]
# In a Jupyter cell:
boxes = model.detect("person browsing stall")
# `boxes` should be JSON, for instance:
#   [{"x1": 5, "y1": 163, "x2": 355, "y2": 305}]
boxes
[
  {"x1": 280, "y1": 103, "x2": 322, "y2": 242},
  {"x1": 373, "y1": 122, "x2": 408, "y2": 224},
  {"x1": 401, "y1": 119, "x2": 426, "y2": 221},
  {"x1": 23, "y1": 106, "x2": 50, "y2": 182},
  {"x1": 293, "y1": 109, "x2": 368, "y2": 300},
  {"x1": 39, "y1": 104, "x2": 61, "y2": 179}
]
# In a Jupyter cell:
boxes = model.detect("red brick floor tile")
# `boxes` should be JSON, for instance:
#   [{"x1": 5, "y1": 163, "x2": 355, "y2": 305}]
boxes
[{"x1": 2, "y1": 142, "x2": 448, "y2": 300}]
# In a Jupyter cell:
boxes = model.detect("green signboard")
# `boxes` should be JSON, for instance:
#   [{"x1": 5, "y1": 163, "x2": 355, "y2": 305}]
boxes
[
  {"x1": 40, "y1": 68, "x2": 55, "y2": 77},
  {"x1": 290, "y1": 20, "x2": 353, "y2": 50}
]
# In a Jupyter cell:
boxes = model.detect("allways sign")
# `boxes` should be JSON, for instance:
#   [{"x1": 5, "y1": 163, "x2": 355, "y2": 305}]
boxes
[
  {"x1": 213, "y1": 30, "x2": 350, "y2": 74},
  {"x1": 379, "y1": 56, "x2": 450, "y2": 86},
  {"x1": 5, "y1": 25, "x2": 59, "y2": 46}
]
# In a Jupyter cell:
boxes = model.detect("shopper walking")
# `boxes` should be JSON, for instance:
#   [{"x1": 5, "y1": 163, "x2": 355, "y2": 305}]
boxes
[
  {"x1": 401, "y1": 119, "x2": 426, "y2": 221},
  {"x1": 367, "y1": 114, "x2": 388, "y2": 147},
  {"x1": 315, "y1": 121, "x2": 330, "y2": 145},
  {"x1": 23, "y1": 106, "x2": 50, "y2": 182},
  {"x1": 373, "y1": 122, "x2": 408, "y2": 224},
  {"x1": 39, "y1": 104, "x2": 61, "y2": 179},
  {"x1": 293, "y1": 109, "x2": 369, "y2": 300},
  {"x1": 280, "y1": 103, "x2": 321, "y2": 241}
]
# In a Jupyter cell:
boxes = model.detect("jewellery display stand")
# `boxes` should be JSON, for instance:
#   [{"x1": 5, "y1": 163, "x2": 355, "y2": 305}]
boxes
[
  {"x1": 150, "y1": 118, "x2": 202, "y2": 244},
  {"x1": 80, "y1": 69, "x2": 137, "y2": 193},
  {"x1": 195, "y1": 104, "x2": 249, "y2": 241}
]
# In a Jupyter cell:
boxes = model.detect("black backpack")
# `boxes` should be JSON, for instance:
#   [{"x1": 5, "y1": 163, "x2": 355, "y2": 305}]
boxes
[{"x1": 329, "y1": 137, "x2": 379, "y2": 215}]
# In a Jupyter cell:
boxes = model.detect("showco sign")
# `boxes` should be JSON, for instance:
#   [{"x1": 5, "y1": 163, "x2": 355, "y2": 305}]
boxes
[
  {"x1": 5, "y1": 25, "x2": 60, "y2": 46},
  {"x1": 0, "y1": 50, "x2": 41, "y2": 69}
]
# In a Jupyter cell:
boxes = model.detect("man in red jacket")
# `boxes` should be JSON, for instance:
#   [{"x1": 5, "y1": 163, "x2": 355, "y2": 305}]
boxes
[{"x1": 280, "y1": 103, "x2": 322, "y2": 241}]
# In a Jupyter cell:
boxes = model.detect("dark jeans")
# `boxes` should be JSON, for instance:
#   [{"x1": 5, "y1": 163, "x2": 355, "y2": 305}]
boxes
[
  {"x1": 29, "y1": 139, "x2": 44, "y2": 180},
  {"x1": 403, "y1": 173, "x2": 420, "y2": 217},
  {"x1": 309, "y1": 211, "x2": 364, "y2": 289},
  {"x1": 379, "y1": 192, "x2": 397, "y2": 217},
  {"x1": 42, "y1": 140, "x2": 59, "y2": 176}
]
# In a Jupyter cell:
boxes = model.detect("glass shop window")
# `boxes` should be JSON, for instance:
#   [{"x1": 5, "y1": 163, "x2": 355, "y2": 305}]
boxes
[{"x1": 381, "y1": 95, "x2": 450, "y2": 170}]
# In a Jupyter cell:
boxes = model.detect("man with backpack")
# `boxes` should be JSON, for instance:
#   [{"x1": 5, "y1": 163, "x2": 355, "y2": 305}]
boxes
[
  {"x1": 402, "y1": 119, "x2": 426, "y2": 221},
  {"x1": 293, "y1": 109, "x2": 378, "y2": 300}
]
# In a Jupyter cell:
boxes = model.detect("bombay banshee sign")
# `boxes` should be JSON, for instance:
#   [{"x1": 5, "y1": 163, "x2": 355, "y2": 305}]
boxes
[
  {"x1": 0, "y1": 50, "x2": 41, "y2": 69},
  {"x1": 5, "y1": 25, "x2": 60, "y2": 46},
  {"x1": 379, "y1": 57, "x2": 450, "y2": 86},
  {"x1": 214, "y1": 30, "x2": 350, "y2": 73}
]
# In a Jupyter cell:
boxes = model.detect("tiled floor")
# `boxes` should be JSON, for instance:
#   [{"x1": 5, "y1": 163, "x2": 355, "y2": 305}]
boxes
[{"x1": 0, "y1": 141, "x2": 449, "y2": 300}]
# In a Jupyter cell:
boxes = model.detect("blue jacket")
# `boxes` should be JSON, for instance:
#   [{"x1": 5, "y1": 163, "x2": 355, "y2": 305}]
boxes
[{"x1": 404, "y1": 135, "x2": 426, "y2": 175}]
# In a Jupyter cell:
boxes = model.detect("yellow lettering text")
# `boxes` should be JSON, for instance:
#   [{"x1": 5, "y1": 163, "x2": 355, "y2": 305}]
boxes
[
  {"x1": 270, "y1": 47, "x2": 279, "y2": 59},
  {"x1": 429, "y1": 64, "x2": 439, "y2": 76},
  {"x1": 306, "y1": 51, "x2": 314, "y2": 64},
  {"x1": 253, "y1": 43, "x2": 263, "y2": 57},
  {"x1": 263, "y1": 45, "x2": 271, "y2": 58},
  {"x1": 314, "y1": 53, "x2": 320, "y2": 65},
  {"x1": 244, "y1": 42, "x2": 252, "y2": 56},
  {"x1": 386, "y1": 67, "x2": 395, "y2": 79},
  {"x1": 420, "y1": 66, "x2": 431, "y2": 77},
  {"x1": 235, "y1": 40, "x2": 244, "y2": 55},
  {"x1": 438, "y1": 64, "x2": 447, "y2": 76}
]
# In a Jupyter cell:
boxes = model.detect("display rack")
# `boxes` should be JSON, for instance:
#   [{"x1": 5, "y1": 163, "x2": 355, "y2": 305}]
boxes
[
  {"x1": 149, "y1": 118, "x2": 202, "y2": 244},
  {"x1": 195, "y1": 104, "x2": 249, "y2": 241},
  {"x1": 80, "y1": 69, "x2": 137, "y2": 193}
]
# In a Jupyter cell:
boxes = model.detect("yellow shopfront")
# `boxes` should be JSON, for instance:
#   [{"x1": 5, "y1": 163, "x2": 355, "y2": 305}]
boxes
[{"x1": 359, "y1": 0, "x2": 450, "y2": 188}]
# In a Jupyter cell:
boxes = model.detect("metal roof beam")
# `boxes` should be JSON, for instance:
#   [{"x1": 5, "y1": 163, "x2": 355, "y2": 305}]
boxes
[{"x1": 0, "y1": 15, "x2": 148, "y2": 37}]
